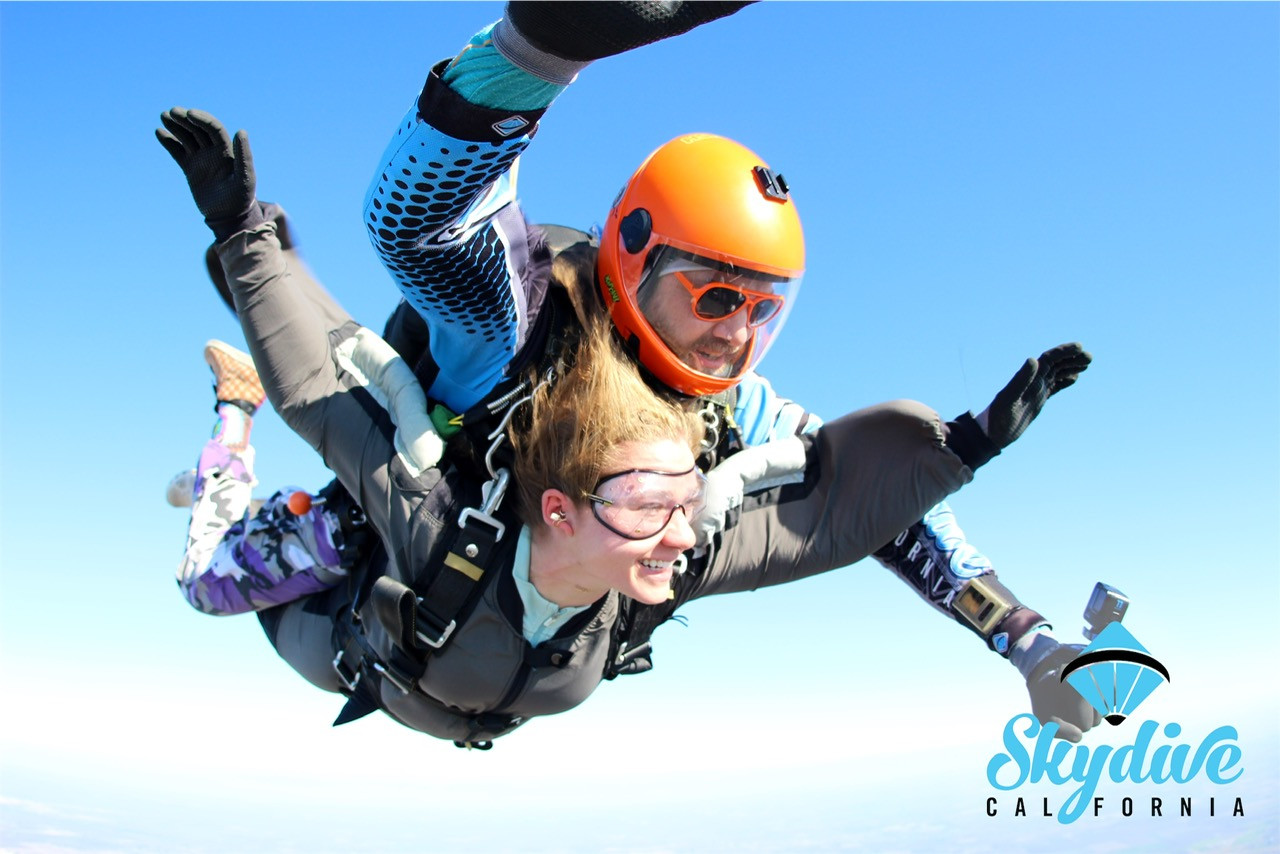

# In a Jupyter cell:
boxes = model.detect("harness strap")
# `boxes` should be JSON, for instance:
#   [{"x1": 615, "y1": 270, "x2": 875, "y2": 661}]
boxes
[
  {"x1": 296, "y1": 478, "x2": 372, "y2": 575},
  {"x1": 411, "y1": 464, "x2": 510, "y2": 646},
  {"x1": 331, "y1": 608, "x2": 383, "y2": 725}
]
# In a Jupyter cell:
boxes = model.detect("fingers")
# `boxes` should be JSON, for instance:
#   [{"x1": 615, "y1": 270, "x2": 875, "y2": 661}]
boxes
[
  {"x1": 999, "y1": 357, "x2": 1037, "y2": 400},
  {"x1": 1039, "y1": 342, "x2": 1093, "y2": 396},
  {"x1": 1039, "y1": 342, "x2": 1091, "y2": 365},
  {"x1": 163, "y1": 107, "x2": 216, "y2": 149},
  {"x1": 159, "y1": 108, "x2": 199, "y2": 152},
  {"x1": 1048, "y1": 716, "x2": 1085, "y2": 743},
  {"x1": 186, "y1": 108, "x2": 233, "y2": 151},
  {"x1": 1048, "y1": 704, "x2": 1101, "y2": 741},
  {"x1": 1039, "y1": 343, "x2": 1092, "y2": 377},
  {"x1": 232, "y1": 129, "x2": 256, "y2": 191},
  {"x1": 157, "y1": 106, "x2": 234, "y2": 158},
  {"x1": 154, "y1": 128, "x2": 187, "y2": 164},
  {"x1": 1050, "y1": 380, "x2": 1075, "y2": 396}
]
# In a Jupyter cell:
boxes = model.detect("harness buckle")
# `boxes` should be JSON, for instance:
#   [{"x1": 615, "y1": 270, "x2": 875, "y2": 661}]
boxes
[
  {"x1": 457, "y1": 466, "x2": 510, "y2": 540},
  {"x1": 332, "y1": 649, "x2": 362, "y2": 693},
  {"x1": 415, "y1": 616, "x2": 458, "y2": 650},
  {"x1": 372, "y1": 661, "x2": 413, "y2": 695},
  {"x1": 479, "y1": 467, "x2": 510, "y2": 513},
  {"x1": 457, "y1": 507, "x2": 506, "y2": 541}
]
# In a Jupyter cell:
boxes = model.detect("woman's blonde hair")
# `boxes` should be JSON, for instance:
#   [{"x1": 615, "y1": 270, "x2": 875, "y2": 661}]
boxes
[{"x1": 509, "y1": 303, "x2": 703, "y2": 530}]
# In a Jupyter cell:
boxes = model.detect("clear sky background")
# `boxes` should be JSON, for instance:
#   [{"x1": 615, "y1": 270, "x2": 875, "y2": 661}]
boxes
[{"x1": 1, "y1": 2, "x2": 1277, "y2": 852}]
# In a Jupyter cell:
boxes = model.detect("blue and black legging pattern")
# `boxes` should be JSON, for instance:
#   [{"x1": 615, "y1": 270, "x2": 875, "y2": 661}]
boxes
[{"x1": 363, "y1": 108, "x2": 533, "y2": 412}]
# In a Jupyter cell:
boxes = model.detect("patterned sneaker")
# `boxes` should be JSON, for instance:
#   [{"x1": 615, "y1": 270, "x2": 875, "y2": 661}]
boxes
[{"x1": 204, "y1": 339, "x2": 266, "y2": 413}]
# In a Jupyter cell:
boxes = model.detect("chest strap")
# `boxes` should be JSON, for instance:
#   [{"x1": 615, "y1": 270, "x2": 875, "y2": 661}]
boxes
[{"x1": 331, "y1": 466, "x2": 515, "y2": 724}]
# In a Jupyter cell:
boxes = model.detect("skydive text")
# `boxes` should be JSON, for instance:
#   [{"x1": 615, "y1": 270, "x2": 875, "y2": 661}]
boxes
[
  {"x1": 985, "y1": 795, "x2": 1245, "y2": 818},
  {"x1": 985, "y1": 714, "x2": 1243, "y2": 824}
]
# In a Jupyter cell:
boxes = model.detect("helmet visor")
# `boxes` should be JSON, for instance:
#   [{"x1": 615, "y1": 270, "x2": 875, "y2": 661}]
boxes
[{"x1": 635, "y1": 246, "x2": 802, "y2": 384}]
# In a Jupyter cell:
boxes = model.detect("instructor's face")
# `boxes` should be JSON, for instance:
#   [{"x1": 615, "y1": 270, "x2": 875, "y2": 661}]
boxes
[{"x1": 640, "y1": 272, "x2": 754, "y2": 379}]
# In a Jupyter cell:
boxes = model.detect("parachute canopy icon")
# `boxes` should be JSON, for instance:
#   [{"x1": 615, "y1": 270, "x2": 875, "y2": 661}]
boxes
[{"x1": 1060, "y1": 622, "x2": 1170, "y2": 726}]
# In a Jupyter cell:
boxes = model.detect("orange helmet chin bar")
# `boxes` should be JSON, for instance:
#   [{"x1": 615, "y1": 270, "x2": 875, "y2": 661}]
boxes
[{"x1": 598, "y1": 134, "x2": 805, "y2": 397}]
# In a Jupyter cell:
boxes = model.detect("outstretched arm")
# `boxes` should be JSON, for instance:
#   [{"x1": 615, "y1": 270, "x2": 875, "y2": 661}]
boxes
[
  {"x1": 870, "y1": 343, "x2": 1093, "y2": 661},
  {"x1": 684, "y1": 344, "x2": 1098, "y2": 739},
  {"x1": 157, "y1": 107, "x2": 346, "y2": 451},
  {"x1": 363, "y1": 2, "x2": 752, "y2": 413},
  {"x1": 158, "y1": 108, "x2": 443, "y2": 560},
  {"x1": 694, "y1": 344, "x2": 1091, "y2": 553},
  {"x1": 883, "y1": 344, "x2": 1101, "y2": 741}
]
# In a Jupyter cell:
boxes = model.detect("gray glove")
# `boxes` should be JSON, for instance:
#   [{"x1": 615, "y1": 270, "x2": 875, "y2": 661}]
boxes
[
  {"x1": 982, "y1": 342, "x2": 1092, "y2": 449},
  {"x1": 495, "y1": 1, "x2": 752, "y2": 83},
  {"x1": 156, "y1": 107, "x2": 265, "y2": 242},
  {"x1": 1025, "y1": 642, "x2": 1102, "y2": 743}
]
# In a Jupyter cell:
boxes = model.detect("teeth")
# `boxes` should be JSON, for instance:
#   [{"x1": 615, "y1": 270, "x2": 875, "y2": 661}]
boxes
[{"x1": 640, "y1": 559, "x2": 669, "y2": 570}]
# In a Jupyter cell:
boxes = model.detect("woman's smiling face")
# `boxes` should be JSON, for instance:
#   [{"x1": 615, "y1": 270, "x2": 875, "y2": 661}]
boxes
[{"x1": 562, "y1": 438, "x2": 700, "y2": 605}]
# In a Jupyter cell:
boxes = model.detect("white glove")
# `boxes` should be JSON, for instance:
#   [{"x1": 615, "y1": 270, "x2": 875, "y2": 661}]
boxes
[{"x1": 694, "y1": 436, "x2": 807, "y2": 547}]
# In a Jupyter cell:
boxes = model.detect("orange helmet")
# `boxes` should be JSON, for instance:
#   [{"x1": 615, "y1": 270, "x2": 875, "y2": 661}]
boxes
[{"x1": 597, "y1": 134, "x2": 805, "y2": 396}]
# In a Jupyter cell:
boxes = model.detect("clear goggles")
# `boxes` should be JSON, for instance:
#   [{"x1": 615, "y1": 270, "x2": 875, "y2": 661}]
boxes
[{"x1": 584, "y1": 465, "x2": 708, "y2": 541}]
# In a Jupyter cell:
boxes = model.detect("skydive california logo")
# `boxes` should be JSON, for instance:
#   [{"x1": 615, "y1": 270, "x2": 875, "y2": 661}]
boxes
[
  {"x1": 1060, "y1": 622, "x2": 1169, "y2": 725},
  {"x1": 984, "y1": 622, "x2": 1246, "y2": 824}
]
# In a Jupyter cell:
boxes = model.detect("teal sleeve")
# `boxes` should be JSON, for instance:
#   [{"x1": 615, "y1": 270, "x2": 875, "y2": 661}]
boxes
[{"x1": 441, "y1": 22, "x2": 566, "y2": 111}]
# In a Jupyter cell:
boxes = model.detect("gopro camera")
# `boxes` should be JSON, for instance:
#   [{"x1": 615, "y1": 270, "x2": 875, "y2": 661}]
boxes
[{"x1": 1083, "y1": 582, "x2": 1130, "y2": 640}]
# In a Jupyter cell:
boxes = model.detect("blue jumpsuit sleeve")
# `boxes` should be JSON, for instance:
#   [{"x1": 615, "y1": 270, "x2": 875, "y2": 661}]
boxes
[
  {"x1": 872, "y1": 501, "x2": 997, "y2": 619},
  {"x1": 732, "y1": 371, "x2": 821, "y2": 445},
  {"x1": 362, "y1": 64, "x2": 551, "y2": 413}
]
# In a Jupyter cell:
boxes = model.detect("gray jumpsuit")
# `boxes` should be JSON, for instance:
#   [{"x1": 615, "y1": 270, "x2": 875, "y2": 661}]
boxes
[{"x1": 216, "y1": 219, "x2": 975, "y2": 743}]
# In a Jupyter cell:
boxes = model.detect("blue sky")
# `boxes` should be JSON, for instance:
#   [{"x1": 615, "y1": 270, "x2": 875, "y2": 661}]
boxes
[{"x1": 1, "y1": 2, "x2": 1277, "y2": 852}]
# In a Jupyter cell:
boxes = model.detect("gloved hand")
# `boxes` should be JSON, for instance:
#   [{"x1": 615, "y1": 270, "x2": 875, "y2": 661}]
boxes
[
  {"x1": 496, "y1": 1, "x2": 752, "y2": 80},
  {"x1": 695, "y1": 463, "x2": 746, "y2": 548},
  {"x1": 156, "y1": 107, "x2": 265, "y2": 242},
  {"x1": 981, "y1": 343, "x2": 1092, "y2": 449},
  {"x1": 1025, "y1": 642, "x2": 1102, "y2": 743},
  {"x1": 692, "y1": 436, "x2": 807, "y2": 547}
]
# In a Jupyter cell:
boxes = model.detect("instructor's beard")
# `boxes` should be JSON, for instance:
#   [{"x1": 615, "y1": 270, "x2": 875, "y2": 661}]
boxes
[
  {"x1": 645, "y1": 314, "x2": 749, "y2": 380},
  {"x1": 637, "y1": 274, "x2": 753, "y2": 380}
]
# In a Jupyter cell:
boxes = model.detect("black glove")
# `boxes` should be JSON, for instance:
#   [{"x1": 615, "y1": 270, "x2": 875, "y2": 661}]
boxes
[
  {"x1": 983, "y1": 342, "x2": 1092, "y2": 449},
  {"x1": 504, "y1": 1, "x2": 753, "y2": 62},
  {"x1": 1026, "y1": 643, "x2": 1102, "y2": 743},
  {"x1": 156, "y1": 107, "x2": 265, "y2": 242}
]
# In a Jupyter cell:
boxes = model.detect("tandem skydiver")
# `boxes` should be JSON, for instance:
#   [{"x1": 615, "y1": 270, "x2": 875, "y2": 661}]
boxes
[
  {"x1": 161, "y1": 107, "x2": 1089, "y2": 746},
  {"x1": 161, "y1": 1, "x2": 1099, "y2": 744}
]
